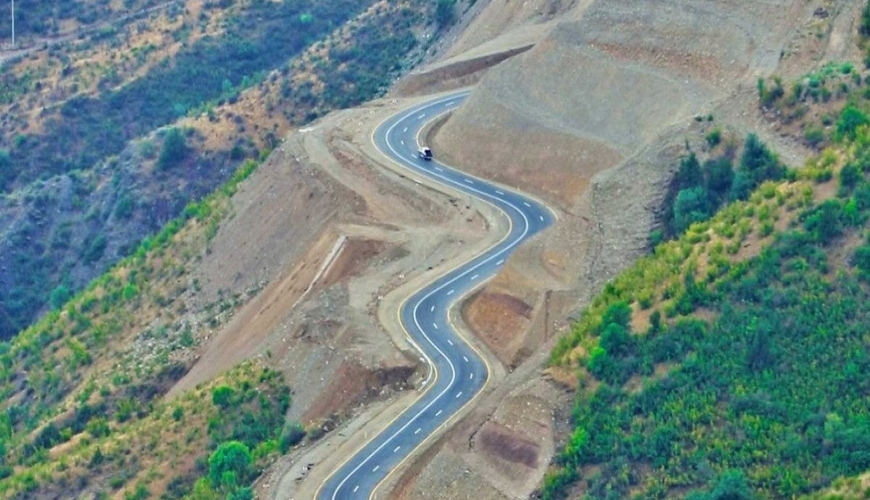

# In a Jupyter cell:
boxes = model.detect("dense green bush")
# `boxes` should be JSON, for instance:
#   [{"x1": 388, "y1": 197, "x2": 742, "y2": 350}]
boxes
[
  {"x1": 208, "y1": 441, "x2": 253, "y2": 492},
  {"x1": 547, "y1": 165, "x2": 870, "y2": 499},
  {"x1": 659, "y1": 135, "x2": 785, "y2": 242},
  {"x1": 836, "y1": 105, "x2": 870, "y2": 141},
  {"x1": 435, "y1": 0, "x2": 457, "y2": 27},
  {"x1": 157, "y1": 128, "x2": 190, "y2": 170}
]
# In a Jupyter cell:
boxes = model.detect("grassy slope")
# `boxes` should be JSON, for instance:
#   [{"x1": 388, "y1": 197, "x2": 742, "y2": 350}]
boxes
[
  {"x1": 0, "y1": 158, "x2": 294, "y2": 499},
  {"x1": 544, "y1": 73, "x2": 870, "y2": 499},
  {"x1": 0, "y1": 0, "x2": 434, "y2": 341}
]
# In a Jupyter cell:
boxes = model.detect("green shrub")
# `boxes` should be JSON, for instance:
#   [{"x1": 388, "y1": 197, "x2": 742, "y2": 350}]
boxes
[
  {"x1": 157, "y1": 128, "x2": 189, "y2": 170},
  {"x1": 435, "y1": 0, "x2": 457, "y2": 27},
  {"x1": 49, "y1": 285, "x2": 71, "y2": 310},
  {"x1": 836, "y1": 105, "x2": 870, "y2": 141},
  {"x1": 83, "y1": 234, "x2": 108, "y2": 265},
  {"x1": 208, "y1": 441, "x2": 253, "y2": 490},
  {"x1": 211, "y1": 386, "x2": 235, "y2": 409},
  {"x1": 804, "y1": 126, "x2": 826, "y2": 148},
  {"x1": 705, "y1": 128, "x2": 722, "y2": 147},
  {"x1": 279, "y1": 424, "x2": 305, "y2": 452}
]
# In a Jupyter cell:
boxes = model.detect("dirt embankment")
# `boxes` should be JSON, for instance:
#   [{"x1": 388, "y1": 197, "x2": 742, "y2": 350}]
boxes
[{"x1": 166, "y1": 92, "x2": 500, "y2": 429}]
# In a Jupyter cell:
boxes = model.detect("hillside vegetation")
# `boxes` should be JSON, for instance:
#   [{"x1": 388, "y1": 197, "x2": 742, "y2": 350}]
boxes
[
  {"x1": 0, "y1": 155, "x2": 308, "y2": 499},
  {"x1": 0, "y1": 0, "x2": 438, "y2": 341},
  {"x1": 543, "y1": 74, "x2": 870, "y2": 499}
]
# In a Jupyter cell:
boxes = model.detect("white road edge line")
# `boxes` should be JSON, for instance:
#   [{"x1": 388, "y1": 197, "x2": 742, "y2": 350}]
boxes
[{"x1": 325, "y1": 90, "x2": 546, "y2": 500}]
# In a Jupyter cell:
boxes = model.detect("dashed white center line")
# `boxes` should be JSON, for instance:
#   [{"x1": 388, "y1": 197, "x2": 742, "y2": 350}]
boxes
[
  {"x1": 447, "y1": 289, "x2": 454, "y2": 296},
  {"x1": 470, "y1": 274, "x2": 479, "y2": 281},
  {"x1": 418, "y1": 113, "x2": 426, "y2": 119},
  {"x1": 447, "y1": 339, "x2": 453, "y2": 346},
  {"x1": 433, "y1": 323, "x2": 439, "y2": 330},
  {"x1": 373, "y1": 465, "x2": 380, "y2": 472},
  {"x1": 463, "y1": 356, "x2": 469, "y2": 362},
  {"x1": 523, "y1": 201, "x2": 531, "y2": 207},
  {"x1": 434, "y1": 166, "x2": 444, "y2": 171},
  {"x1": 445, "y1": 101, "x2": 454, "y2": 106},
  {"x1": 393, "y1": 446, "x2": 401, "y2": 453},
  {"x1": 354, "y1": 486, "x2": 360, "y2": 493},
  {"x1": 400, "y1": 140, "x2": 404, "y2": 145},
  {"x1": 456, "y1": 391, "x2": 463, "y2": 398},
  {"x1": 540, "y1": 215, "x2": 545, "y2": 221},
  {"x1": 414, "y1": 428, "x2": 422, "y2": 435},
  {"x1": 403, "y1": 127, "x2": 408, "y2": 133},
  {"x1": 464, "y1": 179, "x2": 474, "y2": 184},
  {"x1": 430, "y1": 305, "x2": 435, "y2": 312},
  {"x1": 495, "y1": 190, "x2": 504, "y2": 195},
  {"x1": 496, "y1": 259, "x2": 504, "y2": 265},
  {"x1": 409, "y1": 154, "x2": 416, "y2": 160},
  {"x1": 470, "y1": 373, "x2": 474, "y2": 380},
  {"x1": 436, "y1": 409, "x2": 443, "y2": 416}
]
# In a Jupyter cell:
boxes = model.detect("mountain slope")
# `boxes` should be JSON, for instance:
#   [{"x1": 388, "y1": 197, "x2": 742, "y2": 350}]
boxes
[
  {"x1": 543, "y1": 60, "x2": 870, "y2": 500},
  {"x1": 0, "y1": 0, "x2": 434, "y2": 340}
]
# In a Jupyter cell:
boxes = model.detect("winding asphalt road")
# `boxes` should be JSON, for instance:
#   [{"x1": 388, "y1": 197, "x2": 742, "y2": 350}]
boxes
[{"x1": 316, "y1": 91, "x2": 553, "y2": 500}]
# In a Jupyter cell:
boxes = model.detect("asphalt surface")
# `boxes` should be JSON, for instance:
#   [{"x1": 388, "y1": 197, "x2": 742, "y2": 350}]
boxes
[{"x1": 316, "y1": 91, "x2": 553, "y2": 500}]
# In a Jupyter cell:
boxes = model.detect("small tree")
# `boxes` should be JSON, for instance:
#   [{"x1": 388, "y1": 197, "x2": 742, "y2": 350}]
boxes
[
  {"x1": 861, "y1": 1, "x2": 870, "y2": 37},
  {"x1": 673, "y1": 187, "x2": 711, "y2": 233},
  {"x1": 837, "y1": 105, "x2": 870, "y2": 141},
  {"x1": 212, "y1": 385, "x2": 235, "y2": 408},
  {"x1": 703, "y1": 157, "x2": 734, "y2": 200},
  {"x1": 435, "y1": 0, "x2": 457, "y2": 28},
  {"x1": 840, "y1": 162, "x2": 862, "y2": 192},
  {"x1": 677, "y1": 152, "x2": 704, "y2": 190},
  {"x1": 49, "y1": 285, "x2": 71, "y2": 310},
  {"x1": 0, "y1": 149, "x2": 12, "y2": 189},
  {"x1": 208, "y1": 441, "x2": 253, "y2": 491},
  {"x1": 157, "y1": 127, "x2": 190, "y2": 170}
]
